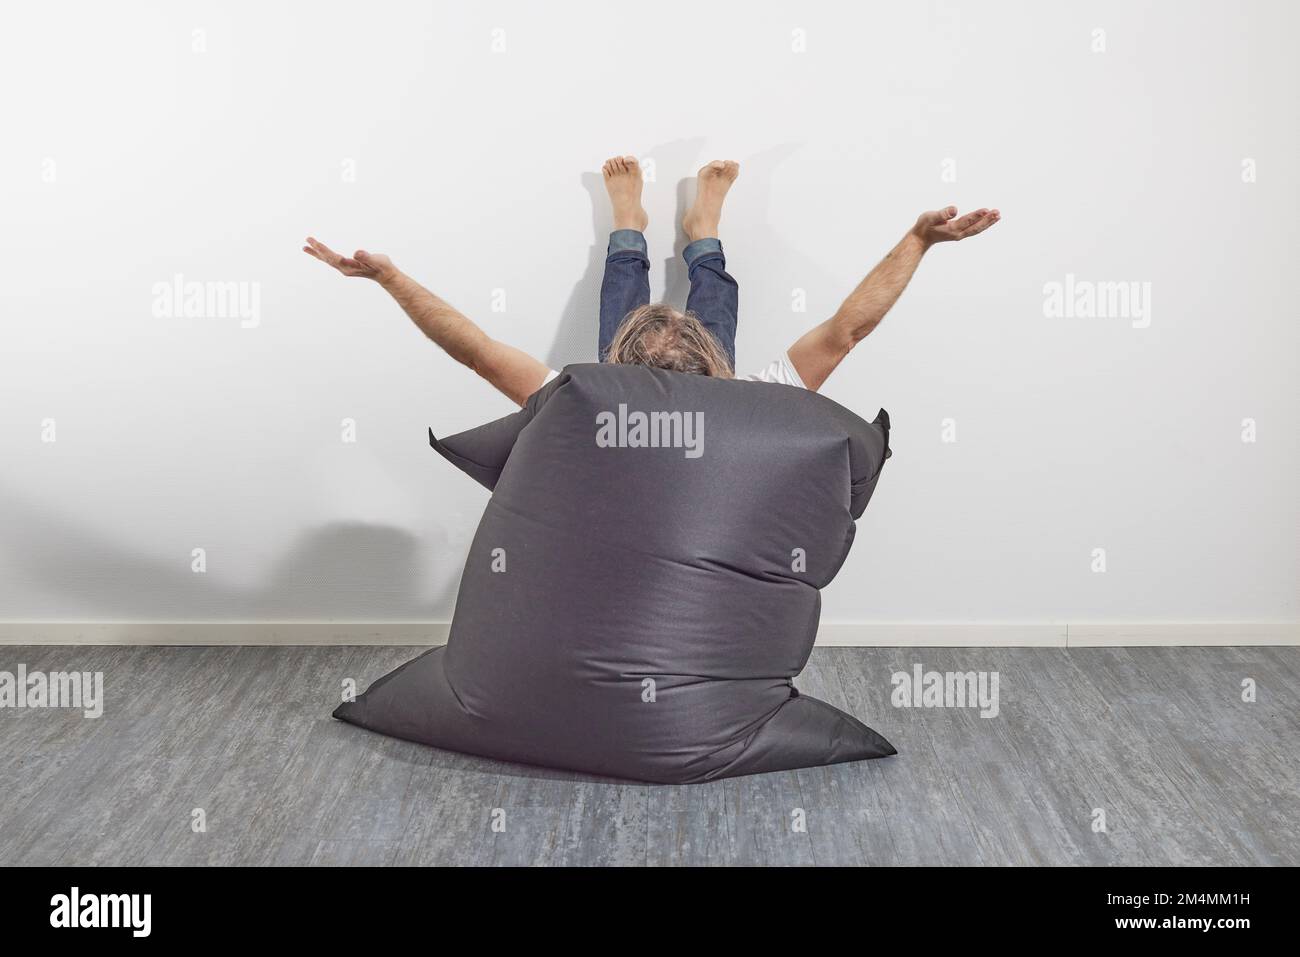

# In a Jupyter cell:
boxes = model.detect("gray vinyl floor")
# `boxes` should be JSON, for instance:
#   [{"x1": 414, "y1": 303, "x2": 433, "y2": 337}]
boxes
[{"x1": 1, "y1": 645, "x2": 1296, "y2": 866}]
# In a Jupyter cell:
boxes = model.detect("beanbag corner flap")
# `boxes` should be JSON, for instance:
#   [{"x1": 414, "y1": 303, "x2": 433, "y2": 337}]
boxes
[
  {"x1": 429, "y1": 424, "x2": 510, "y2": 491},
  {"x1": 847, "y1": 406, "x2": 891, "y2": 518},
  {"x1": 428, "y1": 371, "x2": 570, "y2": 490}
]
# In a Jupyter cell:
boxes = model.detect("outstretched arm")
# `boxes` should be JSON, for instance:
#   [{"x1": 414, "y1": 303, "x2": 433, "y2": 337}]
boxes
[
  {"x1": 787, "y1": 206, "x2": 999, "y2": 392},
  {"x1": 303, "y1": 237, "x2": 550, "y2": 406}
]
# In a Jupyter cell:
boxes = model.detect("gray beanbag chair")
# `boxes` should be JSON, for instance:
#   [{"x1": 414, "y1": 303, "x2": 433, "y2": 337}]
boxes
[{"x1": 334, "y1": 363, "x2": 896, "y2": 783}]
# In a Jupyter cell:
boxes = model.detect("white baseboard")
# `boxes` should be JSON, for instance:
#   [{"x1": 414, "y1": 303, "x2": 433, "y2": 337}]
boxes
[
  {"x1": 816, "y1": 623, "x2": 1067, "y2": 646},
  {"x1": 0, "y1": 621, "x2": 1296, "y2": 647},
  {"x1": 1064, "y1": 622, "x2": 1299, "y2": 647}
]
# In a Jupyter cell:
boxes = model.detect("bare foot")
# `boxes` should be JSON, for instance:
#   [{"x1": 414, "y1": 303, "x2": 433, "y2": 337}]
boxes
[
  {"x1": 602, "y1": 155, "x2": 648, "y2": 232},
  {"x1": 682, "y1": 160, "x2": 740, "y2": 242}
]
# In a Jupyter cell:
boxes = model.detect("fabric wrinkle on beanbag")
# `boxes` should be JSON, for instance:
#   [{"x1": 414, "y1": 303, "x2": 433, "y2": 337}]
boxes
[{"x1": 334, "y1": 363, "x2": 896, "y2": 783}]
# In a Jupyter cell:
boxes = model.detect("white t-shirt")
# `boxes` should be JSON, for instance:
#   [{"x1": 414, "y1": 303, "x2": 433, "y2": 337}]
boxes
[
  {"x1": 742, "y1": 352, "x2": 807, "y2": 388},
  {"x1": 544, "y1": 351, "x2": 807, "y2": 390}
]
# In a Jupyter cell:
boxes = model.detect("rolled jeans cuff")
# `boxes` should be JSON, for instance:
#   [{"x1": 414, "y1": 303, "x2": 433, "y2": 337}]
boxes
[
  {"x1": 683, "y1": 237, "x2": 723, "y2": 269},
  {"x1": 607, "y1": 229, "x2": 648, "y2": 257}
]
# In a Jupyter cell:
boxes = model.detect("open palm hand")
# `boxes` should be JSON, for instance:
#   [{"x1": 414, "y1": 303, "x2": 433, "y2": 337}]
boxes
[
  {"x1": 913, "y1": 206, "x2": 1001, "y2": 245},
  {"x1": 302, "y1": 237, "x2": 395, "y2": 281}
]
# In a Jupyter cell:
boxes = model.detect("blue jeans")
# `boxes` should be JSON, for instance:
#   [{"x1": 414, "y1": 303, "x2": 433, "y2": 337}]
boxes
[{"x1": 597, "y1": 230, "x2": 738, "y2": 366}]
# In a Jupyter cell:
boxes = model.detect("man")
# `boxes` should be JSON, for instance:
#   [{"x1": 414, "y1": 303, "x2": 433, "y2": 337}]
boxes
[{"x1": 303, "y1": 156, "x2": 999, "y2": 402}]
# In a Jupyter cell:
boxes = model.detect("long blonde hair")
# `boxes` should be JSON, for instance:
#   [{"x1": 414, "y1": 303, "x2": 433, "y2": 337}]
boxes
[{"x1": 604, "y1": 303, "x2": 734, "y2": 378}]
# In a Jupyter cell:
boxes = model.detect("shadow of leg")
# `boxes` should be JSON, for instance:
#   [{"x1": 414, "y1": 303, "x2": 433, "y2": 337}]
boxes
[
  {"x1": 663, "y1": 175, "x2": 692, "y2": 308},
  {"x1": 546, "y1": 171, "x2": 610, "y2": 370}
]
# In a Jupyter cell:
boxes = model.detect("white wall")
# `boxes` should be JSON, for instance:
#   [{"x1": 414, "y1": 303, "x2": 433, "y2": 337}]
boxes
[{"x1": 2, "y1": 0, "x2": 1296, "y2": 626}]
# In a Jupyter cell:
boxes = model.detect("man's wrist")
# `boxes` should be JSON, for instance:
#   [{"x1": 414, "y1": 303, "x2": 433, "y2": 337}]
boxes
[
  {"x1": 377, "y1": 267, "x2": 403, "y2": 290},
  {"x1": 905, "y1": 229, "x2": 932, "y2": 253}
]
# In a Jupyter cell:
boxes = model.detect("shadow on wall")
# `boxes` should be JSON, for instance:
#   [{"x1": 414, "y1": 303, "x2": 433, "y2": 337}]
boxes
[
  {"x1": 0, "y1": 483, "x2": 462, "y2": 620},
  {"x1": 546, "y1": 139, "x2": 842, "y2": 371},
  {"x1": 716, "y1": 142, "x2": 843, "y2": 356}
]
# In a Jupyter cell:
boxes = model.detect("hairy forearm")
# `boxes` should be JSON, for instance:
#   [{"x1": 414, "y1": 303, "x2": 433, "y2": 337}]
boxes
[
  {"x1": 788, "y1": 231, "x2": 929, "y2": 392},
  {"x1": 377, "y1": 269, "x2": 549, "y2": 406},
  {"x1": 834, "y1": 231, "x2": 929, "y2": 344},
  {"x1": 379, "y1": 269, "x2": 490, "y2": 369}
]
